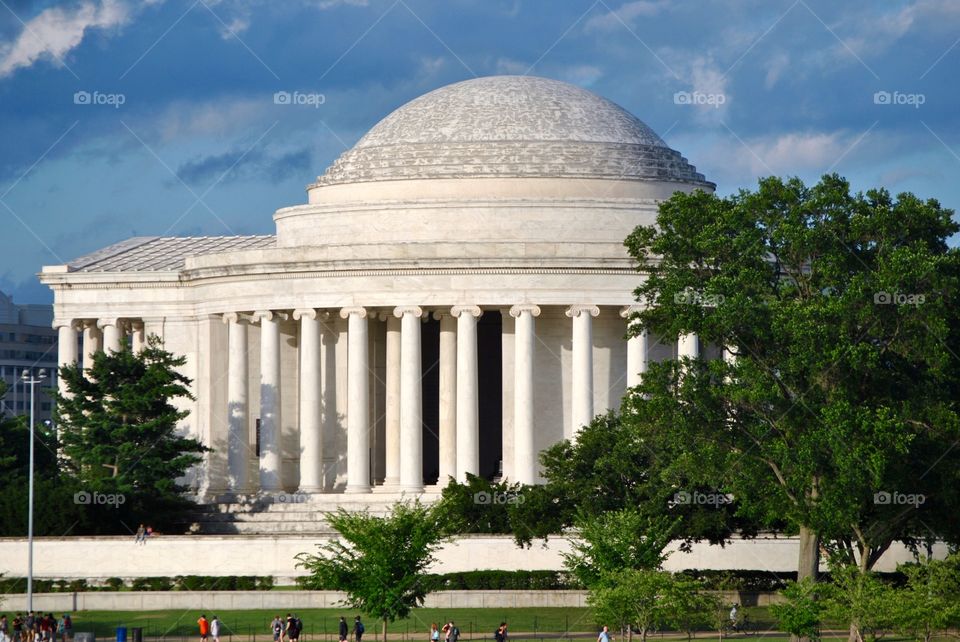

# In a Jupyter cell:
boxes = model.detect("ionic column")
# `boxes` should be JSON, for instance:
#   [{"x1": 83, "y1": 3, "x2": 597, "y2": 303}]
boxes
[
  {"x1": 395, "y1": 305, "x2": 423, "y2": 493},
  {"x1": 255, "y1": 310, "x2": 283, "y2": 492},
  {"x1": 294, "y1": 309, "x2": 323, "y2": 493},
  {"x1": 55, "y1": 320, "x2": 79, "y2": 397},
  {"x1": 435, "y1": 311, "x2": 457, "y2": 485},
  {"x1": 510, "y1": 304, "x2": 540, "y2": 485},
  {"x1": 223, "y1": 313, "x2": 250, "y2": 493},
  {"x1": 98, "y1": 318, "x2": 123, "y2": 354},
  {"x1": 620, "y1": 306, "x2": 648, "y2": 388},
  {"x1": 383, "y1": 314, "x2": 401, "y2": 488},
  {"x1": 566, "y1": 305, "x2": 599, "y2": 436},
  {"x1": 340, "y1": 307, "x2": 371, "y2": 493},
  {"x1": 81, "y1": 321, "x2": 101, "y2": 372},
  {"x1": 131, "y1": 321, "x2": 146, "y2": 353},
  {"x1": 678, "y1": 333, "x2": 700, "y2": 359},
  {"x1": 452, "y1": 305, "x2": 482, "y2": 481}
]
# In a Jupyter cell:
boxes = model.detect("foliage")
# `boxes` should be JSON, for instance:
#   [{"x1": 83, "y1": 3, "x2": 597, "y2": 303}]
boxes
[
  {"x1": 821, "y1": 565, "x2": 897, "y2": 642},
  {"x1": 509, "y1": 412, "x2": 748, "y2": 547},
  {"x1": 56, "y1": 336, "x2": 208, "y2": 528},
  {"x1": 588, "y1": 569, "x2": 687, "y2": 642},
  {"x1": 889, "y1": 554, "x2": 960, "y2": 642},
  {"x1": 434, "y1": 473, "x2": 525, "y2": 534},
  {"x1": 564, "y1": 507, "x2": 678, "y2": 587},
  {"x1": 771, "y1": 578, "x2": 824, "y2": 641},
  {"x1": 623, "y1": 174, "x2": 960, "y2": 579},
  {"x1": 295, "y1": 501, "x2": 449, "y2": 637}
]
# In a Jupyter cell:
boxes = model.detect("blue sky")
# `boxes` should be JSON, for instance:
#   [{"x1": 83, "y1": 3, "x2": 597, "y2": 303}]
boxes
[{"x1": 1, "y1": 0, "x2": 958, "y2": 303}]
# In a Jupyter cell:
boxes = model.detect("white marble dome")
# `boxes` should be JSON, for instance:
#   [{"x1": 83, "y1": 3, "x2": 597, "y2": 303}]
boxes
[{"x1": 316, "y1": 75, "x2": 712, "y2": 187}]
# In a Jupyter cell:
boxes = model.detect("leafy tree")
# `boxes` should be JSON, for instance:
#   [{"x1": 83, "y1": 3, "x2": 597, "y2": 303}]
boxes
[
  {"x1": 509, "y1": 411, "x2": 749, "y2": 547},
  {"x1": 822, "y1": 565, "x2": 897, "y2": 642},
  {"x1": 624, "y1": 174, "x2": 960, "y2": 585},
  {"x1": 564, "y1": 507, "x2": 678, "y2": 586},
  {"x1": 433, "y1": 473, "x2": 522, "y2": 533},
  {"x1": 295, "y1": 502, "x2": 449, "y2": 641},
  {"x1": 589, "y1": 569, "x2": 683, "y2": 642},
  {"x1": 56, "y1": 336, "x2": 207, "y2": 528},
  {"x1": 890, "y1": 554, "x2": 960, "y2": 642},
  {"x1": 772, "y1": 578, "x2": 824, "y2": 642}
]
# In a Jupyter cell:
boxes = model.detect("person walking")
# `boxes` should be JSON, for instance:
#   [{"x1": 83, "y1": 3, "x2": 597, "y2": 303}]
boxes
[
  {"x1": 338, "y1": 618, "x2": 348, "y2": 642},
  {"x1": 271, "y1": 616, "x2": 283, "y2": 642},
  {"x1": 289, "y1": 616, "x2": 301, "y2": 642},
  {"x1": 353, "y1": 617, "x2": 364, "y2": 642},
  {"x1": 1, "y1": 614, "x2": 9, "y2": 642},
  {"x1": 210, "y1": 617, "x2": 221, "y2": 642},
  {"x1": 59, "y1": 616, "x2": 72, "y2": 642},
  {"x1": 430, "y1": 624, "x2": 439, "y2": 642},
  {"x1": 447, "y1": 623, "x2": 459, "y2": 642},
  {"x1": 597, "y1": 626, "x2": 611, "y2": 642},
  {"x1": 494, "y1": 623, "x2": 507, "y2": 642},
  {"x1": 197, "y1": 615, "x2": 209, "y2": 642}
]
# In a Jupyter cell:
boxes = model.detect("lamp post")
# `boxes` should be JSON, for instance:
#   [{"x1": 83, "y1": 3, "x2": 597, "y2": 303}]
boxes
[{"x1": 21, "y1": 367, "x2": 46, "y2": 613}]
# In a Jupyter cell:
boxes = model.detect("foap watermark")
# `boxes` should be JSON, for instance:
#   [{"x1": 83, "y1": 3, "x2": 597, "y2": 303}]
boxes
[
  {"x1": 874, "y1": 490, "x2": 926, "y2": 508},
  {"x1": 674, "y1": 289, "x2": 725, "y2": 306},
  {"x1": 873, "y1": 90, "x2": 925, "y2": 108},
  {"x1": 874, "y1": 291, "x2": 925, "y2": 306},
  {"x1": 271, "y1": 491, "x2": 309, "y2": 504},
  {"x1": 674, "y1": 91, "x2": 726, "y2": 108},
  {"x1": 74, "y1": 490, "x2": 126, "y2": 508},
  {"x1": 73, "y1": 90, "x2": 126, "y2": 108},
  {"x1": 274, "y1": 91, "x2": 325, "y2": 108},
  {"x1": 473, "y1": 490, "x2": 524, "y2": 505},
  {"x1": 673, "y1": 491, "x2": 734, "y2": 507}
]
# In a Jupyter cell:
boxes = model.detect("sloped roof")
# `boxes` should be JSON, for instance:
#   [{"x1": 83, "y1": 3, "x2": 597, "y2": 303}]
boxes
[{"x1": 67, "y1": 235, "x2": 276, "y2": 272}]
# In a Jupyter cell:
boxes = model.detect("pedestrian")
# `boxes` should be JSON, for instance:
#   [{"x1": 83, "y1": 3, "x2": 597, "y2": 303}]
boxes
[
  {"x1": 135, "y1": 525, "x2": 146, "y2": 545},
  {"x1": 289, "y1": 615, "x2": 301, "y2": 642},
  {"x1": 210, "y1": 617, "x2": 221, "y2": 642},
  {"x1": 494, "y1": 623, "x2": 507, "y2": 642},
  {"x1": 60, "y1": 616, "x2": 71, "y2": 642},
  {"x1": 597, "y1": 626, "x2": 611, "y2": 642},
  {"x1": 271, "y1": 616, "x2": 283, "y2": 642},
  {"x1": 353, "y1": 617, "x2": 364, "y2": 642},
  {"x1": 24, "y1": 613, "x2": 34, "y2": 642},
  {"x1": 11, "y1": 614, "x2": 21, "y2": 642},
  {"x1": 447, "y1": 622, "x2": 459, "y2": 642},
  {"x1": 430, "y1": 623, "x2": 439, "y2": 642},
  {"x1": 1, "y1": 614, "x2": 9, "y2": 642},
  {"x1": 197, "y1": 615, "x2": 209, "y2": 642},
  {"x1": 338, "y1": 618, "x2": 348, "y2": 642}
]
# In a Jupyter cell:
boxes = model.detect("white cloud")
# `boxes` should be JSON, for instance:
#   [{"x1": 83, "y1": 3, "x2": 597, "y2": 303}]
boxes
[
  {"x1": 763, "y1": 52, "x2": 790, "y2": 89},
  {"x1": 0, "y1": 0, "x2": 133, "y2": 78},
  {"x1": 218, "y1": 14, "x2": 251, "y2": 39},
  {"x1": 584, "y1": 0, "x2": 668, "y2": 33}
]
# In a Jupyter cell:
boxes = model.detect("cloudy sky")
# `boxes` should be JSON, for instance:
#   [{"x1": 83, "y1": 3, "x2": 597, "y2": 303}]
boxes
[{"x1": 1, "y1": 0, "x2": 958, "y2": 303}]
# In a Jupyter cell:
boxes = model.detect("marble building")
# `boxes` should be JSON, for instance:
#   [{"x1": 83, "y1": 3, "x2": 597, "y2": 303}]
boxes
[{"x1": 40, "y1": 76, "x2": 715, "y2": 503}]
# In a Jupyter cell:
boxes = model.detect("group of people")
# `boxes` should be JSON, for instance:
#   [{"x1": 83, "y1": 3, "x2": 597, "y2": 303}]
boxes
[
  {"x1": 337, "y1": 616, "x2": 363, "y2": 642},
  {"x1": 134, "y1": 524, "x2": 154, "y2": 545},
  {"x1": 0, "y1": 613, "x2": 72, "y2": 642},
  {"x1": 270, "y1": 614, "x2": 306, "y2": 642},
  {"x1": 429, "y1": 621, "x2": 462, "y2": 642},
  {"x1": 197, "y1": 615, "x2": 223, "y2": 642}
]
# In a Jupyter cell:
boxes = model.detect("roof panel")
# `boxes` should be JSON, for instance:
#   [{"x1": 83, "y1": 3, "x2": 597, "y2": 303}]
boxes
[{"x1": 67, "y1": 235, "x2": 276, "y2": 273}]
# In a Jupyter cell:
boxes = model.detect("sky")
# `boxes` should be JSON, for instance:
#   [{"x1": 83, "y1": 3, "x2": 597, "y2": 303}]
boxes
[{"x1": 0, "y1": 0, "x2": 958, "y2": 303}]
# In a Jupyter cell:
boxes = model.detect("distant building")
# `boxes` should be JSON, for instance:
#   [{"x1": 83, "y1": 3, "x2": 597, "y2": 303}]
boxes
[{"x1": 0, "y1": 291, "x2": 58, "y2": 423}]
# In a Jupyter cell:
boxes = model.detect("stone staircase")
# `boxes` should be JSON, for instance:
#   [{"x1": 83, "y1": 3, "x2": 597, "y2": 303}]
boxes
[{"x1": 178, "y1": 489, "x2": 444, "y2": 534}]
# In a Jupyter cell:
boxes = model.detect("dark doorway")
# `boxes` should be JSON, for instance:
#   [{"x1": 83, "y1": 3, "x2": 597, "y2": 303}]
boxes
[
  {"x1": 421, "y1": 317, "x2": 440, "y2": 484},
  {"x1": 477, "y1": 311, "x2": 503, "y2": 479}
]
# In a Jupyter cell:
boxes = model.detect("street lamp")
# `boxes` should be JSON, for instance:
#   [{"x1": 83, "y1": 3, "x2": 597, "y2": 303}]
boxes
[{"x1": 20, "y1": 367, "x2": 46, "y2": 613}]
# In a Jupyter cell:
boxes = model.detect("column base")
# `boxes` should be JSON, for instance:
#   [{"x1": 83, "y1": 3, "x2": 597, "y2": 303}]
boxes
[
  {"x1": 344, "y1": 484, "x2": 372, "y2": 494},
  {"x1": 297, "y1": 486, "x2": 325, "y2": 495}
]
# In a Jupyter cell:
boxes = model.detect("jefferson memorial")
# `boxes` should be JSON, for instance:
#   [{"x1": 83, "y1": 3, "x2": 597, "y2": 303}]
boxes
[{"x1": 40, "y1": 76, "x2": 715, "y2": 504}]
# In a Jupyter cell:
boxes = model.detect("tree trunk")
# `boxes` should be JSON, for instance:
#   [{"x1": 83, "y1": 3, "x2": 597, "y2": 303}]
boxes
[
  {"x1": 847, "y1": 622, "x2": 859, "y2": 642},
  {"x1": 640, "y1": 627, "x2": 646, "y2": 642},
  {"x1": 382, "y1": 619, "x2": 387, "y2": 642},
  {"x1": 792, "y1": 525, "x2": 820, "y2": 642}
]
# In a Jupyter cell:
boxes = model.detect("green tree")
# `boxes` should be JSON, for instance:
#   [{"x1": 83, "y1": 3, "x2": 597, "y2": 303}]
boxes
[
  {"x1": 295, "y1": 502, "x2": 449, "y2": 641},
  {"x1": 822, "y1": 565, "x2": 898, "y2": 642},
  {"x1": 433, "y1": 473, "x2": 521, "y2": 533},
  {"x1": 589, "y1": 569, "x2": 683, "y2": 642},
  {"x1": 55, "y1": 336, "x2": 207, "y2": 528},
  {"x1": 564, "y1": 507, "x2": 678, "y2": 586},
  {"x1": 509, "y1": 412, "x2": 748, "y2": 547},
  {"x1": 772, "y1": 578, "x2": 824, "y2": 642},
  {"x1": 890, "y1": 554, "x2": 960, "y2": 642},
  {"x1": 624, "y1": 174, "x2": 960, "y2": 588}
]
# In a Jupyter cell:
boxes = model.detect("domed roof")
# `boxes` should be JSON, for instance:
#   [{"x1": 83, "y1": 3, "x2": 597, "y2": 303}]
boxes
[{"x1": 316, "y1": 76, "x2": 712, "y2": 188}]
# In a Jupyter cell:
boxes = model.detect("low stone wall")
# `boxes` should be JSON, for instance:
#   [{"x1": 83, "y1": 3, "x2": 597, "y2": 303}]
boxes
[{"x1": 5, "y1": 590, "x2": 785, "y2": 612}]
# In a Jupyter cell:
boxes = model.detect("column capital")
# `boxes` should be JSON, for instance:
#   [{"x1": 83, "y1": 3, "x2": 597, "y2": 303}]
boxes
[
  {"x1": 431, "y1": 309, "x2": 452, "y2": 321},
  {"x1": 292, "y1": 308, "x2": 318, "y2": 321},
  {"x1": 565, "y1": 304, "x2": 600, "y2": 319},
  {"x1": 96, "y1": 317, "x2": 123, "y2": 330},
  {"x1": 509, "y1": 304, "x2": 541, "y2": 318},
  {"x1": 253, "y1": 310, "x2": 288, "y2": 323},
  {"x1": 222, "y1": 312, "x2": 249, "y2": 325},
  {"x1": 53, "y1": 318, "x2": 81, "y2": 331},
  {"x1": 620, "y1": 305, "x2": 644, "y2": 318},
  {"x1": 451, "y1": 305, "x2": 483, "y2": 319},
  {"x1": 339, "y1": 306, "x2": 367, "y2": 320},
  {"x1": 393, "y1": 305, "x2": 423, "y2": 319}
]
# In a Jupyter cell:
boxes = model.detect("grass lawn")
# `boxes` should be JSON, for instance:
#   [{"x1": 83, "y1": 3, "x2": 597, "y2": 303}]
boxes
[{"x1": 59, "y1": 607, "x2": 783, "y2": 642}]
